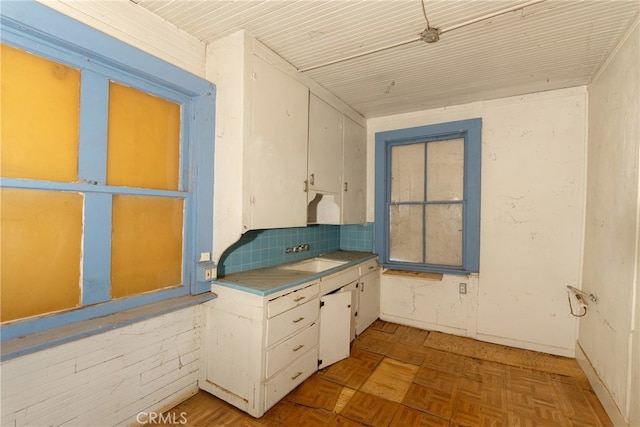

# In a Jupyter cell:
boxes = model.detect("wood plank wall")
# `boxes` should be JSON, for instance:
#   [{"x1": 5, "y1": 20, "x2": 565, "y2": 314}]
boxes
[{"x1": 1, "y1": 307, "x2": 202, "y2": 426}]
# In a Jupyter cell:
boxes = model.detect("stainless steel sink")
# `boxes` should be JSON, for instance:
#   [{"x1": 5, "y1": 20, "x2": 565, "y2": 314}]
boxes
[{"x1": 276, "y1": 257, "x2": 347, "y2": 273}]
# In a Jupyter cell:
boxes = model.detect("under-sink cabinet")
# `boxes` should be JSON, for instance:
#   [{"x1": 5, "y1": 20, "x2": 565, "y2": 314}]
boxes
[
  {"x1": 199, "y1": 281, "x2": 320, "y2": 418},
  {"x1": 199, "y1": 255, "x2": 379, "y2": 417}
]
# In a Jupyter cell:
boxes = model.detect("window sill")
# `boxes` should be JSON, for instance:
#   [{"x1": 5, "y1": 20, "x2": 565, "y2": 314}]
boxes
[
  {"x1": 0, "y1": 293, "x2": 216, "y2": 361},
  {"x1": 383, "y1": 269, "x2": 444, "y2": 281}
]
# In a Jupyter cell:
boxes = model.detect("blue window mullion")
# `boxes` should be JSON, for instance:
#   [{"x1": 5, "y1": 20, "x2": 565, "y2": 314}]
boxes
[
  {"x1": 465, "y1": 123, "x2": 482, "y2": 273},
  {"x1": 423, "y1": 141, "x2": 428, "y2": 264},
  {"x1": 82, "y1": 193, "x2": 112, "y2": 305},
  {"x1": 78, "y1": 70, "x2": 109, "y2": 184}
]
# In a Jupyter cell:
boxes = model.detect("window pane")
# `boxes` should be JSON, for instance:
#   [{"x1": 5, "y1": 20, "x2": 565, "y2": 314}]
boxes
[
  {"x1": 107, "y1": 82, "x2": 181, "y2": 190},
  {"x1": 111, "y1": 195, "x2": 184, "y2": 298},
  {"x1": 427, "y1": 138, "x2": 464, "y2": 201},
  {"x1": 389, "y1": 204, "x2": 423, "y2": 263},
  {"x1": 425, "y1": 204, "x2": 463, "y2": 266},
  {"x1": 1, "y1": 188, "x2": 82, "y2": 321},
  {"x1": 391, "y1": 143, "x2": 424, "y2": 202},
  {"x1": 0, "y1": 44, "x2": 80, "y2": 182}
]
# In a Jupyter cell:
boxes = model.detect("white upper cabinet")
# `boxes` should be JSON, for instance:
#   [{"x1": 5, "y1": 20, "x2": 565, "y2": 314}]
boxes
[
  {"x1": 342, "y1": 116, "x2": 367, "y2": 224},
  {"x1": 308, "y1": 94, "x2": 344, "y2": 195},
  {"x1": 208, "y1": 31, "x2": 367, "y2": 259},
  {"x1": 247, "y1": 56, "x2": 309, "y2": 230},
  {"x1": 307, "y1": 95, "x2": 366, "y2": 225}
]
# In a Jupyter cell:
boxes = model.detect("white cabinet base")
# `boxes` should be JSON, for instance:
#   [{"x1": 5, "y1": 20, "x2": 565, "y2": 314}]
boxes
[{"x1": 200, "y1": 256, "x2": 379, "y2": 418}]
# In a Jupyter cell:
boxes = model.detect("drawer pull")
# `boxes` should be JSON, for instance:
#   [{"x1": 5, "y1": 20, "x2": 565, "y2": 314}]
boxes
[
  {"x1": 293, "y1": 296, "x2": 306, "y2": 302},
  {"x1": 293, "y1": 344, "x2": 304, "y2": 352},
  {"x1": 292, "y1": 317, "x2": 305, "y2": 323},
  {"x1": 368, "y1": 265, "x2": 375, "y2": 270},
  {"x1": 291, "y1": 371, "x2": 303, "y2": 380}
]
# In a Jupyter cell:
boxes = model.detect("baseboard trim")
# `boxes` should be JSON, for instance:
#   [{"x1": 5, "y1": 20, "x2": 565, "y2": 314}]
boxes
[
  {"x1": 575, "y1": 341, "x2": 628, "y2": 427},
  {"x1": 379, "y1": 313, "x2": 467, "y2": 336},
  {"x1": 475, "y1": 333, "x2": 575, "y2": 358},
  {"x1": 379, "y1": 313, "x2": 575, "y2": 357},
  {"x1": 130, "y1": 386, "x2": 199, "y2": 426}
]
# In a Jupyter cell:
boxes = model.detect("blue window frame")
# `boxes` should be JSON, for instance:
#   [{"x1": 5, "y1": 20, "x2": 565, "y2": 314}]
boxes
[
  {"x1": 374, "y1": 119, "x2": 481, "y2": 275},
  {"x1": 0, "y1": 1, "x2": 215, "y2": 343}
]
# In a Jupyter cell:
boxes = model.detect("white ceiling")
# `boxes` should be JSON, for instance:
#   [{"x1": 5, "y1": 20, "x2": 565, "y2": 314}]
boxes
[{"x1": 134, "y1": 0, "x2": 639, "y2": 118}]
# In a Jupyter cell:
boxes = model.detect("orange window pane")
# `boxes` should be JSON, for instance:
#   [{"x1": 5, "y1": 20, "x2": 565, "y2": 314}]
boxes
[
  {"x1": 0, "y1": 44, "x2": 80, "y2": 182},
  {"x1": 107, "y1": 82, "x2": 181, "y2": 190},
  {"x1": 1, "y1": 188, "x2": 83, "y2": 322},
  {"x1": 111, "y1": 195, "x2": 183, "y2": 298}
]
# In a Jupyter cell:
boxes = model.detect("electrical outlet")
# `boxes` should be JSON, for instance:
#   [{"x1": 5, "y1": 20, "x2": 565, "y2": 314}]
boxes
[
  {"x1": 459, "y1": 283, "x2": 467, "y2": 294},
  {"x1": 197, "y1": 260, "x2": 217, "y2": 282}
]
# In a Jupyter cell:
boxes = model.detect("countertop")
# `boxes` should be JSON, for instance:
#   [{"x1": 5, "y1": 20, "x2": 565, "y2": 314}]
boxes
[{"x1": 214, "y1": 250, "x2": 377, "y2": 296}]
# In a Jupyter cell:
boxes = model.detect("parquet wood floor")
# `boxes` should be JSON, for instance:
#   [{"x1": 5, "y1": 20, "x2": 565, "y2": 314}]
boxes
[{"x1": 155, "y1": 320, "x2": 612, "y2": 426}]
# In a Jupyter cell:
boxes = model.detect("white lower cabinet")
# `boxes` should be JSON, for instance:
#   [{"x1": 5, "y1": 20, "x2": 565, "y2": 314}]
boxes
[
  {"x1": 339, "y1": 280, "x2": 359, "y2": 342},
  {"x1": 356, "y1": 261, "x2": 381, "y2": 335},
  {"x1": 199, "y1": 281, "x2": 319, "y2": 418},
  {"x1": 318, "y1": 291, "x2": 351, "y2": 369},
  {"x1": 200, "y1": 256, "x2": 379, "y2": 418},
  {"x1": 265, "y1": 344, "x2": 318, "y2": 409}
]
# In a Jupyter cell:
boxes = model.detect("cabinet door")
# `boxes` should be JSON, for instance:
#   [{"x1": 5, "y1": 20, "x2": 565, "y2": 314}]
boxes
[
  {"x1": 247, "y1": 56, "x2": 309, "y2": 230},
  {"x1": 342, "y1": 117, "x2": 366, "y2": 224},
  {"x1": 318, "y1": 291, "x2": 351, "y2": 369},
  {"x1": 339, "y1": 280, "x2": 358, "y2": 342},
  {"x1": 308, "y1": 94, "x2": 343, "y2": 195},
  {"x1": 356, "y1": 270, "x2": 380, "y2": 335}
]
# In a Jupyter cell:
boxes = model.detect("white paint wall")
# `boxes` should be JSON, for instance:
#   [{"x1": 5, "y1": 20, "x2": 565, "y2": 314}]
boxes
[
  {"x1": 0, "y1": 307, "x2": 202, "y2": 426},
  {"x1": 1, "y1": 4, "x2": 209, "y2": 426},
  {"x1": 579, "y1": 21, "x2": 639, "y2": 425},
  {"x1": 368, "y1": 87, "x2": 587, "y2": 356}
]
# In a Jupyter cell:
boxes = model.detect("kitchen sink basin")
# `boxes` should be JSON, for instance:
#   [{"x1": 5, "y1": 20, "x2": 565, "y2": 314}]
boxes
[{"x1": 276, "y1": 258, "x2": 347, "y2": 273}]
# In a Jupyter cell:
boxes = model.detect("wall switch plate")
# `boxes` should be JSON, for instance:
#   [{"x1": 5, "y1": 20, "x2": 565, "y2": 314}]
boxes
[{"x1": 459, "y1": 283, "x2": 467, "y2": 294}]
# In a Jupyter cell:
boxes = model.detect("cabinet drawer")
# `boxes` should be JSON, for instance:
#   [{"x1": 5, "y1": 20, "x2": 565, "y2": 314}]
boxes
[
  {"x1": 265, "y1": 322, "x2": 318, "y2": 379},
  {"x1": 267, "y1": 282, "x2": 319, "y2": 318},
  {"x1": 266, "y1": 299, "x2": 318, "y2": 347},
  {"x1": 264, "y1": 348, "x2": 317, "y2": 411},
  {"x1": 359, "y1": 259, "x2": 379, "y2": 276},
  {"x1": 320, "y1": 267, "x2": 359, "y2": 295}
]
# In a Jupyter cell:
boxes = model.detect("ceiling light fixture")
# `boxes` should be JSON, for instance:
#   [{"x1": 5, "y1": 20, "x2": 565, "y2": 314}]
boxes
[
  {"x1": 419, "y1": 0, "x2": 440, "y2": 43},
  {"x1": 419, "y1": 27, "x2": 441, "y2": 43},
  {"x1": 298, "y1": 0, "x2": 546, "y2": 73}
]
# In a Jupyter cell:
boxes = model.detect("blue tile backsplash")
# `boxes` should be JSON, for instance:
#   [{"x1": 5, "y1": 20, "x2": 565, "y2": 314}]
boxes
[{"x1": 219, "y1": 222, "x2": 374, "y2": 275}]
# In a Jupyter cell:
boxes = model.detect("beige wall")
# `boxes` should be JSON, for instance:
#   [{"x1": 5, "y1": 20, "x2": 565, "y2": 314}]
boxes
[
  {"x1": 580, "y1": 21, "x2": 639, "y2": 426},
  {"x1": 368, "y1": 87, "x2": 588, "y2": 356}
]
